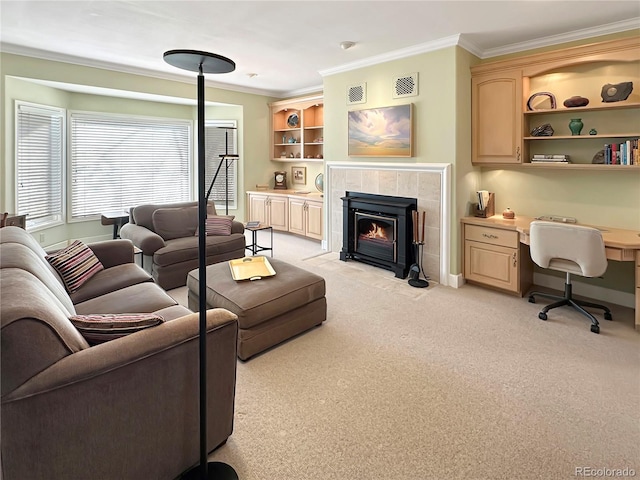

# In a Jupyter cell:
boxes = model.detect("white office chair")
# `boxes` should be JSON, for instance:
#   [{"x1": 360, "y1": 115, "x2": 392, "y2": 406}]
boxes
[{"x1": 527, "y1": 220, "x2": 612, "y2": 334}]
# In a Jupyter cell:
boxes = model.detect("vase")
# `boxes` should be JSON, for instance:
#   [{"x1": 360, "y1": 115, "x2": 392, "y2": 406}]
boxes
[{"x1": 569, "y1": 118, "x2": 583, "y2": 136}]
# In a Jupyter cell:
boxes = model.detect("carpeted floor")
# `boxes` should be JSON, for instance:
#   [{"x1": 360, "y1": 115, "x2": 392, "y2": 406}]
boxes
[{"x1": 169, "y1": 232, "x2": 640, "y2": 480}]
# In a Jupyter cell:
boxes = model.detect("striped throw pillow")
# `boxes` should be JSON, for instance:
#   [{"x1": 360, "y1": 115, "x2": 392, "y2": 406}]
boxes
[
  {"x1": 69, "y1": 313, "x2": 164, "y2": 344},
  {"x1": 46, "y1": 240, "x2": 104, "y2": 293},
  {"x1": 195, "y1": 215, "x2": 234, "y2": 236}
]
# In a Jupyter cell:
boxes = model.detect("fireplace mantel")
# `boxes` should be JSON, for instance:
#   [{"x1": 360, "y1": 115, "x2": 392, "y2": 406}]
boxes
[{"x1": 325, "y1": 161, "x2": 451, "y2": 286}]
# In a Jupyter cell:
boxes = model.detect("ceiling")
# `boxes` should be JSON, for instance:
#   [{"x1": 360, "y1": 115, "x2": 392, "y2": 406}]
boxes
[{"x1": 1, "y1": 1, "x2": 639, "y2": 98}]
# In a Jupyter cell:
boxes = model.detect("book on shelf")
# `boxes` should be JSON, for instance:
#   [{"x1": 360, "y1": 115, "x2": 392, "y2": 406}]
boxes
[
  {"x1": 530, "y1": 159, "x2": 570, "y2": 164},
  {"x1": 604, "y1": 139, "x2": 638, "y2": 165},
  {"x1": 532, "y1": 154, "x2": 570, "y2": 159}
]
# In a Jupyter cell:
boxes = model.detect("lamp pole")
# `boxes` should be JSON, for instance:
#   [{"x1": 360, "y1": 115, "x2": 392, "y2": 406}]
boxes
[{"x1": 163, "y1": 49, "x2": 239, "y2": 480}]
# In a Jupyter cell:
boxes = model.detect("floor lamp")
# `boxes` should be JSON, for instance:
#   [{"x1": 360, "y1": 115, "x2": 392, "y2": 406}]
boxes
[
  {"x1": 163, "y1": 50, "x2": 239, "y2": 480},
  {"x1": 205, "y1": 127, "x2": 238, "y2": 215}
]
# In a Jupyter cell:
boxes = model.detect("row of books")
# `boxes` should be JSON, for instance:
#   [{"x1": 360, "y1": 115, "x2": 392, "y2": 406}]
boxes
[
  {"x1": 604, "y1": 140, "x2": 638, "y2": 165},
  {"x1": 530, "y1": 154, "x2": 570, "y2": 164}
]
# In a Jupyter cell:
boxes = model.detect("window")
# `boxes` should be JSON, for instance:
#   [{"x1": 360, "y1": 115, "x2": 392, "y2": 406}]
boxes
[
  {"x1": 15, "y1": 102, "x2": 65, "y2": 230},
  {"x1": 205, "y1": 121, "x2": 238, "y2": 212},
  {"x1": 69, "y1": 112, "x2": 192, "y2": 219}
]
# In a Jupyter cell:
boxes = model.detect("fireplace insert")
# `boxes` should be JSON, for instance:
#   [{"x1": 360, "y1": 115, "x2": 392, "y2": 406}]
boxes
[{"x1": 340, "y1": 191, "x2": 417, "y2": 278}]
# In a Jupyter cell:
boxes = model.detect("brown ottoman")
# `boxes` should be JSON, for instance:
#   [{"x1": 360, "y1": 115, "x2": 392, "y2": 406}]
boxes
[{"x1": 187, "y1": 257, "x2": 326, "y2": 360}]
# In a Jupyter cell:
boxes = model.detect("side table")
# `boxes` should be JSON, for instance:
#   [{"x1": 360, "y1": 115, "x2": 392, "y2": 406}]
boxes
[
  {"x1": 101, "y1": 211, "x2": 130, "y2": 239},
  {"x1": 245, "y1": 224, "x2": 273, "y2": 257}
]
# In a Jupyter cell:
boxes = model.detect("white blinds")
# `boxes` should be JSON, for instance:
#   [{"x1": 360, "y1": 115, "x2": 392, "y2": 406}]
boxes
[
  {"x1": 205, "y1": 122, "x2": 238, "y2": 211},
  {"x1": 16, "y1": 102, "x2": 65, "y2": 230},
  {"x1": 69, "y1": 112, "x2": 192, "y2": 218}
]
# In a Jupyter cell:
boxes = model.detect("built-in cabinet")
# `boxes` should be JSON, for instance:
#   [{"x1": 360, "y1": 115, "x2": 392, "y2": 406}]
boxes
[
  {"x1": 471, "y1": 37, "x2": 640, "y2": 170},
  {"x1": 247, "y1": 191, "x2": 323, "y2": 240},
  {"x1": 289, "y1": 197, "x2": 323, "y2": 240},
  {"x1": 248, "y1": 193, "x2": 289, "y2": 232},
  {"x1": 462, "y1": 221, "x2": 533, "y2": 296},
  {"x1": 270, "y1": 95, "x2": 323, "y2": 162}
]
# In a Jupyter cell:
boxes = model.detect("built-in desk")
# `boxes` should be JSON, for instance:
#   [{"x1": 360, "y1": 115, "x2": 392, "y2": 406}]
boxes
[{"x1": 461, "y1": 215, "x2": 640, "y2": 330}]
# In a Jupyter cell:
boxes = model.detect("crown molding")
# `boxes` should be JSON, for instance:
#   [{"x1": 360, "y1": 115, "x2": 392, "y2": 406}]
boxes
[
  {"x1": 480, "y1": 17, "x2": 640, "y2": 59},
  {"x1": 319, "y1": 34, "x2": 464, "y2": 77},
  {"x1": 0, "y1": 43, "x2": 281, "y2": 98}
]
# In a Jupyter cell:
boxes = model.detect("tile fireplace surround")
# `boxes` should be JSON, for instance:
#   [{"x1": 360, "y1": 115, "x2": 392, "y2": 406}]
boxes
[{"x1": 325, "y1": 162, "x2": 451, "y2": 286}]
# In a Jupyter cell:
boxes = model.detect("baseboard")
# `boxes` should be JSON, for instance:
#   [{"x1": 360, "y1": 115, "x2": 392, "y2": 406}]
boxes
[
  {"x1": 449, "y1": 273, "x2": 465, "y2": 288},
  {"x1": 534, "y1": 272, "x2": 634, "y2": 309}
]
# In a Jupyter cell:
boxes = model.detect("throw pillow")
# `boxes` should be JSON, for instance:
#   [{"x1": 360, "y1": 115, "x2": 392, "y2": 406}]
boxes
[
  {"x1": 152, "y1": 206, "x2": 199, "y2": 240},
  {"x1": 46, "y1": 240, "x2": 104, "y2": 293},
  {"x1": 69, "y1": 313, "x2": 164, "y2": 344},
  {"x1": 195, "y1": 215, "x2": 235, "y2": 236}
]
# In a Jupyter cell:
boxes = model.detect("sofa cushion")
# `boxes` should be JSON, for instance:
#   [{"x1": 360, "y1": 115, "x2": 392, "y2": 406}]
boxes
[
  {"x1": 154, "y1": 234, "x2": 246, "y2": 267},
  {"x1": 69, "y1": 313, "x2": 164, "y2": 344},
  {"x1": 45, "y1": 240, "x2": 104, "y2": 293},
  {"x1": 74, "y1": 282, "x2": 180, "y2": 315},
  {"x1": 68, "y1": 263, "x2": 153, "y2": 305},
  {"x1": 195, "y1": 215, "x2": 235, "y2": 236},
  {"x1": 152, "y1": 206, "x2": 198, "y2": 241}
]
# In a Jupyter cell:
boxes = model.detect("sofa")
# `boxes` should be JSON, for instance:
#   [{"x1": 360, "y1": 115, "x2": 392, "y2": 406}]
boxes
[
  {"x1": 0, "y1": 226, "x2": 239, "y2": 480},
  {"x1": 120, "y1": 201, "x2": 246, "y2": 290}
]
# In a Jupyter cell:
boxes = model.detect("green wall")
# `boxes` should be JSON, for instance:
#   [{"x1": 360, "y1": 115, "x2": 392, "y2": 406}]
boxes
[{"x1": 1, "y1": 52, "x2": 275, "y2": 246}]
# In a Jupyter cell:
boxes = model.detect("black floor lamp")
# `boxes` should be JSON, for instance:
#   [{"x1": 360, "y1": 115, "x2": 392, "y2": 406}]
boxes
[
  {"x1": 205, "y1": 127, "x2": 238, "y2": 215},
  {"x1": 163, "y1": 50, "x2": 239, "y2": 480}
]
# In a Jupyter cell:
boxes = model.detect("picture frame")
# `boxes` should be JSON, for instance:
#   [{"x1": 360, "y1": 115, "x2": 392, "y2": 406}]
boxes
[
  {"x1": 348, "y1": 104, "x2": 413, "y2": 157},
  {"x1": 291, "y1": 166, "x2": 306, "y2": 185}
]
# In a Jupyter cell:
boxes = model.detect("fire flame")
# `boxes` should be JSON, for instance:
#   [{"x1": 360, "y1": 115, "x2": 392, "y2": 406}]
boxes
[{"x1": 363, "y1": 222, "x2": 388, "y2": 240}]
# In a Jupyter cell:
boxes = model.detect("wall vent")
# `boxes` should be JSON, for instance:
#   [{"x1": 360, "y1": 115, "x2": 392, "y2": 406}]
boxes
[
  {"x1": 347, "y1": 83, "x2": 366, "y2": 105},
  {"x1": 392, "y1": 73, "x2": 418, "y2": 98}
]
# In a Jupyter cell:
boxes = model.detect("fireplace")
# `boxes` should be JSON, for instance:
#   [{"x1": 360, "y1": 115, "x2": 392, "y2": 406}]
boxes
[{"x1": 340, "y1": 191, "x2": 417, "y2": 278}]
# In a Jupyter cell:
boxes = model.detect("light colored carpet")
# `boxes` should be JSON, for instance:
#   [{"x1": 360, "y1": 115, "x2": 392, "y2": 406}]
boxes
[{"x1": 169, "y1": 232, "x2": 640, "y2": 480}]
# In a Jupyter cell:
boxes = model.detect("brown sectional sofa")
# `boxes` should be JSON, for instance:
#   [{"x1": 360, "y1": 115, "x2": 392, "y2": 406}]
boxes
[
  {"x1": 120, "y1": 201, "x2": 246, "y2": 290},
  {"x1": 0, "y1": 226, "x2": 238, "y2": 480}
]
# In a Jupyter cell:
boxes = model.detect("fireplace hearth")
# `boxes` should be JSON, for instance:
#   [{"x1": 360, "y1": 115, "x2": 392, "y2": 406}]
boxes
[{"x1": 340, "y1": 191, "x2": 417, "y2": 278}]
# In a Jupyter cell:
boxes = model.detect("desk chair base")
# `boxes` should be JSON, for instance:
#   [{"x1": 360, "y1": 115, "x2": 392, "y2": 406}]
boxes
[{"x1": 528, "y1": 275, "x2": 612, "y2": 334}]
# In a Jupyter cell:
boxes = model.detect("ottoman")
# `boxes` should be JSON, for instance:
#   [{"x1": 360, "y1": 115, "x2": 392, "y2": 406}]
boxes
[{"x1": 187, "y1": 257, "x2": 326, "y2": 360}]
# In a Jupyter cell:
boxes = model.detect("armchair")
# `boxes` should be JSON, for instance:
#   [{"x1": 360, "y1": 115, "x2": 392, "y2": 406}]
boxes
[{"x1": 120, "y1": 201, "x2": 245, "y2": 290}]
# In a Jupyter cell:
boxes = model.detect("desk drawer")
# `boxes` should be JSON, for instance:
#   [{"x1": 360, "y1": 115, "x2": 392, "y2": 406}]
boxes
[{"x1": 465, "y1": 224, "x2": 518, "y2": 248}]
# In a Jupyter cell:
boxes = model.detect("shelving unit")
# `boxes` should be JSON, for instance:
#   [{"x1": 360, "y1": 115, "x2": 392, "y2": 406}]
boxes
[
  {"x1": 471, "y1": 37, "x2": 640, "y2": 170},
  {"x1": 270, "y1": 95, "x2": 323, "y2": 162}
]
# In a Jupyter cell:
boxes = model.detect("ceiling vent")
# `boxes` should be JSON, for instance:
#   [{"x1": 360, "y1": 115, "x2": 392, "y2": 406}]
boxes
[
  {"x1": 392, "y1": 72, "x2": 418, "y2": 98},
  {"x1": 347, "y1": 83, "x2": 366, "y2": 105}
]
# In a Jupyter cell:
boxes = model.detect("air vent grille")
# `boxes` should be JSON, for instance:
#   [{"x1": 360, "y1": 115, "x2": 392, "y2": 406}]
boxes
[
  {"x1": 347, "y1": 83, "x2": 366, "y2": 105},
  {"x1": 392, "y1": 73, "x2": 418, "y2": 98}
]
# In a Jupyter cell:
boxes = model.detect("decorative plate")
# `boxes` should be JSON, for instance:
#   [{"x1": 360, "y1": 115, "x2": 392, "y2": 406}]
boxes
[
  {"x1": 314, "y1": 173, "x2": 324, "y2": 193},
  {"x1": 287, "y1": 113, "x2": 299, "y2": 128}
]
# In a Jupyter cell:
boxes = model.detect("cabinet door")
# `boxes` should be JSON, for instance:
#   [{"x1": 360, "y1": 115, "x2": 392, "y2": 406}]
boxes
[
  {"x1": 472, "y1": 69, "x2": 523, "y2": 164},
  {"x1": 305, "y1": 200, "x2": 323, "y2": 240},
  {"x1": 288, "y1": 199, "x2": 306, "y2": 236},
  {"x1": 269, "y1": 196, "x2": 289, "y2": 231},
  {"x1": 248, "y1": 194, "x2": 269, "y2": 225},
  {"x1": 464, "y1": 240, "x2": 519, "y2": 293}
]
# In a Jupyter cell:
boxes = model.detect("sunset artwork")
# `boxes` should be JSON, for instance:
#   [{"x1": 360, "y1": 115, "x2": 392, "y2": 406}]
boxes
[{"x1": 348, "y1": 104, "x2": 413, "y2": 157}]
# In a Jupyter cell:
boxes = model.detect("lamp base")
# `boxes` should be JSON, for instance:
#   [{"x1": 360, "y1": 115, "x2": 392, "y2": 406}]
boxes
[
  {"x1": 182, "y1": 461, "x2": 239, "y2": 480},
  {"x1": 408, "y1": 278, "x2": 429, "y2": 288}
]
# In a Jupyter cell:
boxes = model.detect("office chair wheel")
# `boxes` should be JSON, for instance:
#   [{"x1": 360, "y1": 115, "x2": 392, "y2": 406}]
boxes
[
  {"x1": 528, "y1": 296, "x2": 535, "y2": 303},
  {"x1": 604, "y1": 312, "x2": 612, "y2": 321},
  {"x1": 590, "y1": 324, "x2": 600, "y2": 334},
  {"x1": 538, "y1": 312, "x2": 547, "y2": 321}
]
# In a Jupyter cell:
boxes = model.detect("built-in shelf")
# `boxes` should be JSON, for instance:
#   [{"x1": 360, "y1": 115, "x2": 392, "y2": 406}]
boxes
[{"x1": 524, "y1": 102, "x2": 640, "y2": 115}]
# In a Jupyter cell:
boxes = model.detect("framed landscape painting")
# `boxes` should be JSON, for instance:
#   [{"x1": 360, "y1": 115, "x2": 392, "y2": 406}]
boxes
[{"x1": 348, "y1": 104, "x2": 413, "y2": 157}]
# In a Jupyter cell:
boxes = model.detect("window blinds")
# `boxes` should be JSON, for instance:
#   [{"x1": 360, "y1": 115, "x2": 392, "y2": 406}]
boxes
[
  {"x1": 16, "y1": 103, "x2": 65, "y2": 230},
  {"x1": 69, "y1": 112, "x2": 192, "y2": 218}
]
